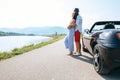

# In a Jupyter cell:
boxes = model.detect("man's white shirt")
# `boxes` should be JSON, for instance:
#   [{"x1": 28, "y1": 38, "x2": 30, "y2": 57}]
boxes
[{"x1": 75, "y1": 15, "x2": 82, "y2": 32}]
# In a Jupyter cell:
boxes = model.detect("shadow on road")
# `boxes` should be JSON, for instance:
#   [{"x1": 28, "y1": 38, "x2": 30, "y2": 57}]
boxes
[
  {"x1": 71, "y1": 54, "x2": 93, "y2": 64},
  {"x1": 71, "y1": 54, "x2": 120, "y2": 80}
]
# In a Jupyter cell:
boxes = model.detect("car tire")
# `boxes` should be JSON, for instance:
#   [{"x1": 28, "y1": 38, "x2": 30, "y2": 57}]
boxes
[{"x1": 93, "y1": 44, "x2": 110, "y2": 74}]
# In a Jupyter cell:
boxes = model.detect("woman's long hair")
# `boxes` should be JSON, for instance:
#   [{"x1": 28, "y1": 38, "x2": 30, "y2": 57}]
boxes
[{"x1": 73, "y1": 12, "x2": 78, "y2": 21}]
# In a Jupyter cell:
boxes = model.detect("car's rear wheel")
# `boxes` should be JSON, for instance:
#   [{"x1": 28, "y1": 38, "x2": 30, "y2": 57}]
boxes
[{"x1": 93, "y1": 44, "x2": 110, "y2": 74}]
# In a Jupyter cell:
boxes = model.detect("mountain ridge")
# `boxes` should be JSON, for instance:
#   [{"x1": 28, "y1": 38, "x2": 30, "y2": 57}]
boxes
[{"x1": 0, "y1": 26, "x2": 68, "y2": 35}]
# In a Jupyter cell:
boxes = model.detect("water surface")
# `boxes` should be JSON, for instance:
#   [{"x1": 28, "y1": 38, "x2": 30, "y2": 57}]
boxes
[{"x1": 0, "y1": 36, "x2": 50, "y2": 52}]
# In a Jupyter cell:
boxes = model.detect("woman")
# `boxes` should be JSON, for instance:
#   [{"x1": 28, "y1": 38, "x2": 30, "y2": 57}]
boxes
[{"x1": 64, "y1": 12, "x2": 77, "y2": 55}]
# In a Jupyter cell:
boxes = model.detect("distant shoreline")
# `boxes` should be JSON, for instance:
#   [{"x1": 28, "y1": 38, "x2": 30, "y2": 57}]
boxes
[
  {"x1": 0, "y1": 35, "x2": 65, "y2": 61},
  {"x1": 0, "y1": 36, "x2": 51, "y2": 52}
]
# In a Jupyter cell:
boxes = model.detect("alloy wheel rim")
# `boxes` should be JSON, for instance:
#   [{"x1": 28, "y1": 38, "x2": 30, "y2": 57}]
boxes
[{"x1": 94, "y1": 49, "x2": 100, "y2": 71}]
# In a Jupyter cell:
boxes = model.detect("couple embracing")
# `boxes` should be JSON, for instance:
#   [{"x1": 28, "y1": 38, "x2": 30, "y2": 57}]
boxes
[{"x1": 64, "y1": 8, "x2": 82, "y2": 56}]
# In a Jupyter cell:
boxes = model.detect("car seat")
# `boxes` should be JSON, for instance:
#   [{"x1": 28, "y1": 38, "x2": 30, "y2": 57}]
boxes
[{"x1": 104, "y1": 24, "x2": 115, "y2": 29}]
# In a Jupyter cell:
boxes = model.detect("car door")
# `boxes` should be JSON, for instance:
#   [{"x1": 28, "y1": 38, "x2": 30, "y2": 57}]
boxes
[
  {"x1": 83, "y1": 23, "x2": 105, "y2": 54},
  {"x1": 83, "y1": 29, "x2": 93, "y2": 54}
]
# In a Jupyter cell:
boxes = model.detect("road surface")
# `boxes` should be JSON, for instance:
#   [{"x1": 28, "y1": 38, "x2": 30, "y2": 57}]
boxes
[{"x1": 0, "y1": 39, "x2": 120, "y2": 80}]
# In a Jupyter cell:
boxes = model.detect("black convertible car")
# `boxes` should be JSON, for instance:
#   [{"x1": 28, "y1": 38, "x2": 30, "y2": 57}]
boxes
[{"x1": 82, "y1": 21, "x2": 120, "y2": 74}]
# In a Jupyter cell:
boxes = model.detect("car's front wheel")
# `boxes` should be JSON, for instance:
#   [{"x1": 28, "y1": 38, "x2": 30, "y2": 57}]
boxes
[{"x1": 93, "y1": 44, "x2": 110, "y2": 74}]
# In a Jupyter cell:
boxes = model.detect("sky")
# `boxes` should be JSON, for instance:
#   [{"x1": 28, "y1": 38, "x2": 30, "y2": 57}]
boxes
[{"x1": 0, "y1": 0, "x2": 120, "y2": 29}]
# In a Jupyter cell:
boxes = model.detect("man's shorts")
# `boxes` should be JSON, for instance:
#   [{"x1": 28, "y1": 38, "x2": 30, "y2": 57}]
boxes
[{"x1": 75, "y1": 30, "x2": 80, "y2": 42}]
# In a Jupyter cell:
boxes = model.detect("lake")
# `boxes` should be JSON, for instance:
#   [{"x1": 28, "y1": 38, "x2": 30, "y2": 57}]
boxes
[{"x1": 0, "y1": 36, "x2": 50, "y2": 52}]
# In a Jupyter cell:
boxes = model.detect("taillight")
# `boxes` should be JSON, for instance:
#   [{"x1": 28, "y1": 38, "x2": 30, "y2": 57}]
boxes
[{"x1": 117, "y1": 32, "x2": 120, "y2": 39}]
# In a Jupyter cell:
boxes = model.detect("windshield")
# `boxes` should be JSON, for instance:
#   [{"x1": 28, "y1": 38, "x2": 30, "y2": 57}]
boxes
[{"x1": 91, "y1": 24, "x2": 120, "y2": 33}]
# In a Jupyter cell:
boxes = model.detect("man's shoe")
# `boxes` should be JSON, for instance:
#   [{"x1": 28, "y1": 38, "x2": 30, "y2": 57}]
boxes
[{"x1": 73, "y1": 52, "x2": 82, "y2": 56}]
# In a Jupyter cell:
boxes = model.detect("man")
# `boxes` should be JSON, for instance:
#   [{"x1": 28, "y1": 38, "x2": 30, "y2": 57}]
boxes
[{"x1": 73, "y1": 8, "x2": 82, "y2": 56}]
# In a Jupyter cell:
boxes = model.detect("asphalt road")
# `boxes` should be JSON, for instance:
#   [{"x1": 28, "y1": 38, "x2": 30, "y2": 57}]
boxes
[{"x1": 0, "y1": 39, "x2": 120, "y2": 80}]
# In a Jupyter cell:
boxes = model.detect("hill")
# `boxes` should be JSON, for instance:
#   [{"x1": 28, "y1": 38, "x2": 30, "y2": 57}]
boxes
[
  {"x1": 0, "y1": 26, "x2": 68, "y2": 35},
  {"x1": 0, "y1": 31, "x2": 34, "y2": 36}
]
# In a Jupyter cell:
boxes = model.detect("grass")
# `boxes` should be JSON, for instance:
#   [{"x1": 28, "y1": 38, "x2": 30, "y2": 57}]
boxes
[{"x1": 0, "y1": 35, "x2": 65, "y2": 60}]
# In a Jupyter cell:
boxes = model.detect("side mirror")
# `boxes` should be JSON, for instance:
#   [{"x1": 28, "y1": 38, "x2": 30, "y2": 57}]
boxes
[{"x1": 84, "y1": 29, "x2": 90, "y2": 34}]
